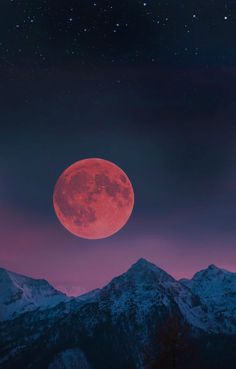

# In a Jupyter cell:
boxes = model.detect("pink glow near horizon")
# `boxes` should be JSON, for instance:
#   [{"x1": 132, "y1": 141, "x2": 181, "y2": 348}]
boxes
[{"x1": 1, "y1": 205, "x2": 236, "y2": 295}]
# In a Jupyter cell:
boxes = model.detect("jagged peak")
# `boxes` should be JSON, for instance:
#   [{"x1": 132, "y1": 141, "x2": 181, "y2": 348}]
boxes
[
  {"x1": 101, "y1": 258, "x2": 177, "y2": 298},
  {"x1": 124, "y1": 258, "x2": 176, "y2": 283},
  {"x1": 0, "y1": 266, "x2": 11, "y2": 274},
  {"x1": 191, "y1": 264, "x2": 235, "y2": 281},
  {"x1": 0, "y1": 267, "x2": 43, "y2": 283},
  {"x1": 129, "y1": 258, "x2": 164, "y2": 273},
  {"x1": 204, "y1": 264, "x2": 232, "y2": 274},
  {"x1": 0, "y1": 267, "x2": 16, "y2": 280},
  {"x1": 0, "y1": 266, "x2": 66, "y2": 297},
  {"x1": 207, "y1": 264, "x2": 220, "y2": 270},
  {"x1": 131, "y1": 257, "x2": 156, "y2": 268},
  {"x1": 0, "y1": 266, "x2": 31, "y2": 279}
]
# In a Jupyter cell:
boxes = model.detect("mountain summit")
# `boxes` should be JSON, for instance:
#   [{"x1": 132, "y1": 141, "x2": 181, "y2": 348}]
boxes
[
  {"x1": 181, "y1": 264, "x2": 236, "y2": 333},
  {"x1": 1, "y1": 260, "x2": 236, "y2": 332},
  {"x1": 124, "y1": 258, "x2": 176, "y2": 284},
  {"x1": 0, "y1": 267, "x2": 67, "y2": 321},
  {"x1": 129, "y1": 258, "x2": 173, "y2": 275},
  {"x1": 1, "y1": 261, "x2": 236, "y2": 369},
  {"x1": 90, "y1": 258, "x2": 208, "y2": 331}
]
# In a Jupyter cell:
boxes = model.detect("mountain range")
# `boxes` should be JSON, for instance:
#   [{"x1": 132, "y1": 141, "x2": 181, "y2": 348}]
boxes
[{"x1": 0, "y1": 259, "x2": 236, "y2": 369}]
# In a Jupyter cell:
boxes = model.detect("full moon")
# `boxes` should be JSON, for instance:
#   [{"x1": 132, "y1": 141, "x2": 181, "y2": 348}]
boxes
[{"x1": 53, "y1": 158, "x2": 134, "y2": 239}]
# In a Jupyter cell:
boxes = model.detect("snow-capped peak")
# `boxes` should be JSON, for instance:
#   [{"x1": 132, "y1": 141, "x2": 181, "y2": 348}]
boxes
[
  {"x1": 130, "y1": 258, "x2": 164, "y2": 272},
  {"x1": 130, "y1": 257, "x2": 156, "y2": 268},
  {"x1": 95, "y1": 258, "x2": 208, "y2": 331},
  {"x1": 180, "y1": 265, "x2": 236, "y2": 333},
  {"x1": 127, "y1": 258, "x2": 175, "y2": 283},
  {"x1": 2, "y1": 261, "x2": 236, "y2": 334},
  {"x1": 192, "y1": 264, "x2": 233, "y2": 280},
  {"x1": 0, "y1": 267, "x2": 68, "y2": 321},
  {"x1": 208, "y1": 263, "x2": 219, "y2": 270}
]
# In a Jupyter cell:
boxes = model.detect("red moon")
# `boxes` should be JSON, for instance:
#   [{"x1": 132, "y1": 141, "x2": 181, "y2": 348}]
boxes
[{"x1": 53, "y1": 158, "x2": 134, "y2": 239}]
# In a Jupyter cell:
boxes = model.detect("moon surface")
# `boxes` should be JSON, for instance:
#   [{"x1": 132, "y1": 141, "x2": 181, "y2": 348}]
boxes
[{"x1": 53, "y1": 158, "x2": 134, "y2": 239}]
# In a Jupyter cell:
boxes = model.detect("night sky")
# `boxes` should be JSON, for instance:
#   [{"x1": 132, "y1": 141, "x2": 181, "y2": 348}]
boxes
[{"x1": 1, "y1": 0, "x2": 236, "y2": 295}]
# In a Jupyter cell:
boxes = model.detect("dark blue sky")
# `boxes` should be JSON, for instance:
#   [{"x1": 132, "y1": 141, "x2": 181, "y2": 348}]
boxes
[{"x1": 0, "y1": 1, "x2": 236, "y2": 293}]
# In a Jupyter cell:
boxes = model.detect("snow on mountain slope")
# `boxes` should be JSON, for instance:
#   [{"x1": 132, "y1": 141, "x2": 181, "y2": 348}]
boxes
[
  {"x1": 2, "y1": 259, "x2": 205, "y2": 369},
  {"x1": 180, "y1": 264, "x2": 236, "y2": 333},
  {"x1": 0, "y1": 267, "x2": 68, "y2": 321},
  {"x1": 97, "y1": 258, "x2": 208, "y2": 330},
  {"x1": 1, "y1": 259, "x2": 236, "y2": 333},
  {"x1": 76, "y1": 288, "x2": 100, "y2": 303},
  {"x1": 1, "y1": 259, "x2": 236, "y2": 369}
]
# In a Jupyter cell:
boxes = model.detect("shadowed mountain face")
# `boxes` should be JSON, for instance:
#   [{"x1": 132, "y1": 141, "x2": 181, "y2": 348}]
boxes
[
  {"x1": 0, "y1": 259, "x2": 236, "y2": 369},
  {"x1": 0, "y1": 268, "x2": 68, "y2": 321},
  {"x1": 180, "y1": 264, "x2": 236, "y2": 333}
]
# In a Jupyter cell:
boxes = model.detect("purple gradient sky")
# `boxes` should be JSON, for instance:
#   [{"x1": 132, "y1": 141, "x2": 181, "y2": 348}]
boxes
[
  {"x1": 1, "y1": 201, "x2": 236, "y2": 296},
  {"x1": 1, "y1": 25, "x2": 236, "y2": 295}
]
